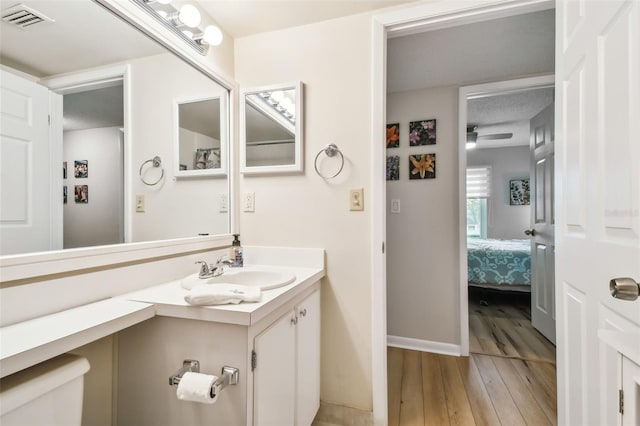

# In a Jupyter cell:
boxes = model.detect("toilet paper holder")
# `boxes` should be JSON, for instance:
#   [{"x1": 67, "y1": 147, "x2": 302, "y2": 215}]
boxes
[{"x1": 169, "y1": 359, "x2": 239, "y2": 398}]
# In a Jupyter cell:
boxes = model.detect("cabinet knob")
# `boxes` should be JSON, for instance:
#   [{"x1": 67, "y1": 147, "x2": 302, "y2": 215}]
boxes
[
  {"x1": 291, "y1": 317, "x2": 298, "y2": 325},
  {"x1": 299, "y1": 308, "x2": 307, "y2": 317}
]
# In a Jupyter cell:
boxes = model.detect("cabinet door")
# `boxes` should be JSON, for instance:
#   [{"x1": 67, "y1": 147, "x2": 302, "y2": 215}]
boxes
[
  {"x1": 622, "y1": 356, "x2": 640, "y2": 426},
  {"x1": 254, "y1": 310, "x2": 296, "y2": 426},
  {"x1": 296, "y1": 290, "x2": 321, "y2": 426}
]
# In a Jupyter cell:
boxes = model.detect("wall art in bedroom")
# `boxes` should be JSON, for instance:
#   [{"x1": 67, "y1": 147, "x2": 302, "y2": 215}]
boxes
[
  {"x1": 409, "y1": 153, "x2": 436, "y2": 179},
  {"x1": 409, "y1": 119, "x2": 436, "y2": 146},
  {"x1": 386, "y1": 123, "x2": 399, "y2": 148},
  {"x1": 74, "y1": 160, "x2": 88, "y2": 178},
  {"x1": 74, "y1": 185, "x2": 88, "y2": 203},
  {"x1": 386, "y1": 155, "x2": 399, "y2": 181},
  {"x1": 509, "y1": 179, "x2": 530, "y2": 205}
]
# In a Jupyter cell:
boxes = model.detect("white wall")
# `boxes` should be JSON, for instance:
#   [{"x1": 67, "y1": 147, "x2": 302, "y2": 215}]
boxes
[
  {"x1": 386, "y1": 86, "x2": 460, "y2": 344},
  {"x1": 235, "y1": 14, "x2": 373, "y2": 410},
  {"x1": 467, "y1": 146, "x2": 531, "y2": 239},
  {"x1": 130, "y1": 53, "x2": 229, "y2": 241},
  {"x1": 63, "y1": 127, "x2": 123, "y2": 249}
]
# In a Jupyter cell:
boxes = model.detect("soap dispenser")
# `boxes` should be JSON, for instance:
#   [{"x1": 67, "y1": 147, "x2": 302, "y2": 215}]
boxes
[{"x1": 232, "y1": 234, "x2": 243, "y2": 267}]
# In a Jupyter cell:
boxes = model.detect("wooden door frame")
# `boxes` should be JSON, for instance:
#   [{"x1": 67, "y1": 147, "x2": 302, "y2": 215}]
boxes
[
  {"x1": 371, "y1": 1, "x2": 555, "y2": 423},
  {"x1": 458, "y1": 75, "x2": 555, "y2": 354}
]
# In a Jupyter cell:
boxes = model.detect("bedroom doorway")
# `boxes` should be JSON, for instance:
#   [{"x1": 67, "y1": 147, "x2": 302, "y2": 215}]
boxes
[{"x1": 461, "y1": 76, "x2": 556, "y2": 360}]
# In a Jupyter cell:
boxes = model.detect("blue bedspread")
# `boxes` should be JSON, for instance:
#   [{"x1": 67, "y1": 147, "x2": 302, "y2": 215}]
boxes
[{"x1": 467, "y1": 238, "x2": 531, "y2": 286}]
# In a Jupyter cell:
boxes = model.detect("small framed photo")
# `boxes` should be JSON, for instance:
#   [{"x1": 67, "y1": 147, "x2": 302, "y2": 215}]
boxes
[
  {"x1": 63, "y1": 161, "x2": 67, "y2": 179},
  {"x1": 74, "y1": 160, "x2": 88, "y2": 178},
  {"x1": 386, "y1": 123, "x2": 399, "y2": 148},
  {"x1": 194, "y1": 148, "x2": 220, "y2": 169},
  {"x1": 510, "y1": 179, "x2": 530, "y2": 205},
  {"x1": 74, "y1": 185, "x2": 88, "y2": 203},
  {"x1": 63, "y1": 186, "x2": 67, "y2": 204},
  {"x1": 409, "y1": 119, "x2": 436, "y2": 146},
  {"x1": 386, "y1": 155, "x2": 399, "y2": 181},
  {"x1": 409, "y1": 153, "x2": 436, "y2": 179}
]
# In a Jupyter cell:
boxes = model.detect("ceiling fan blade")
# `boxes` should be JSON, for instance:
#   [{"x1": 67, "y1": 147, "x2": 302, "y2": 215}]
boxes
[{"x1": 478, "y1": 133, "x2": 513, "y2": 140}]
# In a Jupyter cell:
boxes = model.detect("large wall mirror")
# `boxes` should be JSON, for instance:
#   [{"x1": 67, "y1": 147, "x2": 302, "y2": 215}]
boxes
[
  {"x1": 240, "y1": 81, "x2": 303, "y2": 174},
  {"x1": 0, "y1": 0, "x2": 231, "y2": 257}
]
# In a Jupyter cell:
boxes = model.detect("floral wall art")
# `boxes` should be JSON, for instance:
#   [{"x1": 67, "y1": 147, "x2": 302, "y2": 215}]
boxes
[
  {"x1": 387, "y1": 155, "x2": 400, "y2": 181},
  {"x1": 509, "y1": 179, "x2": 530, "y2": 205},
  {"x1": 386, "y1": 123, "x2": 400, "y2": 148},
  {"x1": 409, "y1": 153, "x2": 436, "y2": 179},
  {"x1": 409, "y1": 119, "x2": 436, "y2": 146}
]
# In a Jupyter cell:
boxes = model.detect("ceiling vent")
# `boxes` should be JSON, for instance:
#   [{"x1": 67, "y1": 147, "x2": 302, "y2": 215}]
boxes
[{"x1": 1, "y1": 4, "x2": 54, "y2": 29}]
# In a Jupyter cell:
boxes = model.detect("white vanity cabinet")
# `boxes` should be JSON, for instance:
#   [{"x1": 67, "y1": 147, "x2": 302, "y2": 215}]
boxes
[
  {"x1": 622, "y1": 356, "x2": 640, "y2": 425},
  {"x1": 253, "y1": 289, "x2": 320, "y2": 426}
]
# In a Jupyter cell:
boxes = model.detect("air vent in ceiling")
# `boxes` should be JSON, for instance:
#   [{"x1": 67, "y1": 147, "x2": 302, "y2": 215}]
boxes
[{"x1": 1, "y1": 4, "x2": 54, "y2": 29}]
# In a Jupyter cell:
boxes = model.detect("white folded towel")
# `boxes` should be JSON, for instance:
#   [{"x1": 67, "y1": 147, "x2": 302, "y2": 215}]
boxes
[{"x1": 184, "y1": 284, "x2": 262, "y2": 306}]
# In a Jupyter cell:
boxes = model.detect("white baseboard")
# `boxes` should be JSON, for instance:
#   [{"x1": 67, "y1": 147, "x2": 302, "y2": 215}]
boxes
[{"x1": 387, "y1": 335, "x2": 461, "y2": 356}]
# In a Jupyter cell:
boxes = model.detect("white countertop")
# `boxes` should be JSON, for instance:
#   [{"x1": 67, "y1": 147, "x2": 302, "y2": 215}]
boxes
[
  {"x1": 118, "y1": 264, "x2": 325, "y2": 326},
  {"x1": 0, "y1": 246, "x2": 325, "y2": 378},
  {"x1": 0, "y1": 299, "x2": 154, "y2": 378}
]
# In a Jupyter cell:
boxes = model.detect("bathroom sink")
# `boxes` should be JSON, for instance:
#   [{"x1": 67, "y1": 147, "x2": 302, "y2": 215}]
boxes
[{"x1": 181, "y1": 267, "x2": 296, "y2": 291}]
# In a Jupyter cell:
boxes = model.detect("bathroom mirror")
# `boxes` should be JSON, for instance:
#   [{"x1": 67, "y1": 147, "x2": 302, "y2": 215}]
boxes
[
  {"x1": 240, "y1": 81, "x2": 303, "y2": 174},
  {"x1": 0, "y1": 0, "x2": 231, "y2": 256},
  {"x1": 175, "y1": 94, "x2": 228, "y2": 177}
]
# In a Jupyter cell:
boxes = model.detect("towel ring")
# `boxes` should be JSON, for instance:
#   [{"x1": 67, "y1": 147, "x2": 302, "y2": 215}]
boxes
[
  {"x1": 139, "y1": 156, "x2": 164, "y2": 186},
  {"x1": 314, "y1": 144, "x2": 344, "y2": 179}
]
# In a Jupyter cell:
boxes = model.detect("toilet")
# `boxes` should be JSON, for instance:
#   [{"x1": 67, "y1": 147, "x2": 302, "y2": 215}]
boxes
[{"x1": 0, "y1": 354, "x2": 90, "y2": 426}]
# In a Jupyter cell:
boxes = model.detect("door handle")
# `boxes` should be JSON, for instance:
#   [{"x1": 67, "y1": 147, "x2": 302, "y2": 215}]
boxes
[
  {"x1": 524, "y1": 229, "x2": 536, "y2": 236},
  {"x1": 609, "y1": 277, "x2": 640, "y2": 301}
]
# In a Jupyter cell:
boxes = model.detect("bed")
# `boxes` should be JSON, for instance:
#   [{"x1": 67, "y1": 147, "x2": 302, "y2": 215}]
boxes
[{"x1": 467, "y1": 238, "x2": 531, "y2": 291}]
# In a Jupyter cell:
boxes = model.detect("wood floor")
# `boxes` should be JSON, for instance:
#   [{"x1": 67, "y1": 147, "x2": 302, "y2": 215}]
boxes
[{"x1": 388, "y1": 290, "x2": 557, "y2": 426}]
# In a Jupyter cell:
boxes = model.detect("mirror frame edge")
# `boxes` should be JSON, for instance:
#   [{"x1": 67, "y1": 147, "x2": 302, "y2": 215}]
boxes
[
  {"x1": 240, "y1": 81, "x2": 304, "y2": 175},
  {"x1": 0, "y1": 0, "x2": 239, "y2": 282}
]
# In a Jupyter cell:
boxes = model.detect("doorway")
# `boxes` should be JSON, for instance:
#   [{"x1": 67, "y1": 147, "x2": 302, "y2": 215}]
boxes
[{"x1": 374, "y1": 1, "x2": 557, "y2": 423}]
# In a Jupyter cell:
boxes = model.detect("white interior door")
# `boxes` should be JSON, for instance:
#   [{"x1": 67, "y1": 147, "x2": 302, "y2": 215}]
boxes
[
  {"x1": 0, "y1": 69, "x2": 52, "y2": 255},
  {"x1": 529, "y1": 102, "x2": 556, "y2": 344},
  {"x1": 556, "y1": 0, "x2": 640, "y2": 425},
  {"x1": 622, "y1": 356, "x2": 640, "y2": 426}
]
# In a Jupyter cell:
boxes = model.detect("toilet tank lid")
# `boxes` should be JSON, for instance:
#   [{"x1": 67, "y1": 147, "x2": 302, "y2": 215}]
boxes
[{"x1": 0, "y1": 354, "x2": 90, "y2": 416}]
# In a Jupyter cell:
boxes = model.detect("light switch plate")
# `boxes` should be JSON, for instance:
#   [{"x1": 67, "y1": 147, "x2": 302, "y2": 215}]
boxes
[
  {"x1": 135, "y1": 194, "x2": 145, "y2": 213},
  {"x1": 243, "y1": 192, "x2": 255, "y2": 212},
  {"x1": 220, "y1": 193, "x2": 228, "y2": 212},
  {"x1": 350, "y1": 188, "x2": 364, "y2": 211},
  {"x1": 391, "y1": 199, "x2": 400, "y2": 213}
]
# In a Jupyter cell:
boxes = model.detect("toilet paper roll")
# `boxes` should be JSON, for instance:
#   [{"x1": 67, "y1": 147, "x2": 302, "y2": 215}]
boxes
[{"x1": 176, "y1": 372, "x2": 219, "y2": 404}]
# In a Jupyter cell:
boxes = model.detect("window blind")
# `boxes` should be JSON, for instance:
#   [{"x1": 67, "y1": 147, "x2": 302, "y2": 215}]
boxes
[{"x1": 467, "y1": 166, "x2": 491, "y2": 198}]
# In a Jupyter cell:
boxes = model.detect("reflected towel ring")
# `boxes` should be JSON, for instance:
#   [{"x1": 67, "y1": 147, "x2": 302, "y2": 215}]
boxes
[
  {"x1": 139, "y1": 156, "x2": 164, "y2": 186},
  {"x1": 314, "y1": 144, "x2": 344, "y2": 179}
]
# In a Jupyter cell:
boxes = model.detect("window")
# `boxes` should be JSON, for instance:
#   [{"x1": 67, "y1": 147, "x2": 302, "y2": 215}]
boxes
[{"x1": 467, "y1": 166, "x2": 491, "y2": 238}]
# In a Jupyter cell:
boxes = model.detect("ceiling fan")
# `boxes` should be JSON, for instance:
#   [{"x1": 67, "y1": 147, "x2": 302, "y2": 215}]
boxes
[{"x1": 466, "y1": 124, "x2": 513, "y2": 149}]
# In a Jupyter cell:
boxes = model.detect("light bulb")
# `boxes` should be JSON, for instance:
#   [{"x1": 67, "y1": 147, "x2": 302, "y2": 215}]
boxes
[
  {"x1": 202, "y1": 25, "x2": 223, "y2": 46},
  {"x1": 182, "y1": 30, "x2": 194, "y2": 39},
  {"x1": 157, "y1": 10, "x2": 168, "y2": 18},
  {"x1": 280, "y1": 97, "x2": 294, "y2": 112},
  {"x1": 178, "y1": 4, "x2": 201, "y2": 28},
  {"x1": 270, "y1": 91, "x2": 285, "y2": 104}
]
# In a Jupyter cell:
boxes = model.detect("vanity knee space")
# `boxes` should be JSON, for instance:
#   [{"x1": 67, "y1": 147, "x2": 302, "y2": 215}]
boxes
[{"x1": 116, "y1": 285, "x2": 321, "y2": 426}]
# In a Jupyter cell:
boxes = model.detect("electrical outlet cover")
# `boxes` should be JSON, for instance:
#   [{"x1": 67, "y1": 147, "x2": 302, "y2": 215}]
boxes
[{"x1": 350, "y1": 188, "x2": 364, "y2": 211}]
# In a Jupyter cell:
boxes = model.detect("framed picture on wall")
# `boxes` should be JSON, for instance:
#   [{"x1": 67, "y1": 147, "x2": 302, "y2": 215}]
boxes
[
  {"x1": 63, "y1": 186, "x2": 67, "y2": 204},
  {"x1": 386, "y1": 123, "x2": 399, "y2": 148},
  {"x1": 194, "y1": 148, "x2": 220, "y2": 169},
  {"x1": 409, "y1": 119, "x2": 436, "y2": 146},
  {"x1": 74, "y1": 160, "x2": 88, "y2": 178},
  {"x1": 74, "y1": 185, "x2": 88, "y2": 203},
  {"x1": 509, "y1": 179, "x2": 530, "y2": 205},
  {"x1": 63, "y1": 161, "x2": 67, "y2": 179},
  {"x1": 386, "y1": 155, "x2": 399, "y2": 180},
  {"x1": 409, "y1": 153, "x2": 436, "y2": 179}
]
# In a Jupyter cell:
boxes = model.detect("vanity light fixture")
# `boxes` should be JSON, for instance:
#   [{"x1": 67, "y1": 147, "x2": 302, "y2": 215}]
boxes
[
  {"x1": 258, "y1": 91, "x2": 296, "y2": 123},
  {"x1": 131, "y1": 0, "x2": 223, "y2": 55}
]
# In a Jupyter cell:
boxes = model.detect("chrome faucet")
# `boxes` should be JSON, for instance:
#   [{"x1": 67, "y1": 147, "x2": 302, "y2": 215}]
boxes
[{"x1": 195, "y1": 256, "x2": 234, "y2": 279}]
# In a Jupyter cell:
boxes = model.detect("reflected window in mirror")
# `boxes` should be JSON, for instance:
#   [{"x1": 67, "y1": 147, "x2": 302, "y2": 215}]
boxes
[
  {"x1": 240, "y1": 81, "x2": 303, "y2": 174},
  {"x1": 175, "y1": 94, "x2": 228, "y2": 177}
]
